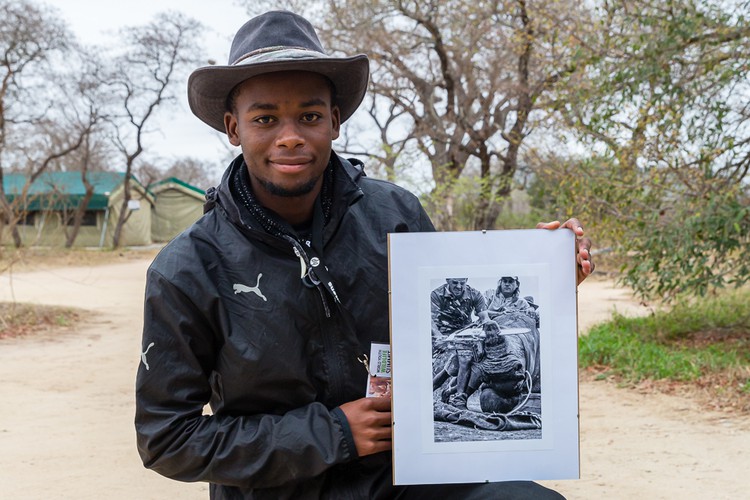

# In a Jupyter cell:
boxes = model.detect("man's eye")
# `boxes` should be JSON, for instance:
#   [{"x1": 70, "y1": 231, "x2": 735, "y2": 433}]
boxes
[
  {"x1": 301, "y1": 113, "x2": 321, "y2": 123},
  {"x1": 254, "y1": 116, "x2": 274, "y2": 124}
]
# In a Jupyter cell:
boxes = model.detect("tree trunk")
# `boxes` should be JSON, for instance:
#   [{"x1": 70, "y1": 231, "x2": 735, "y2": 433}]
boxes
[
  {"x1": 111, "y1": 201, "x2": 129, "y2": 248},
  {"x1": 111, "y1": 175, "x2": 132, "y2": 248},
  {"x1": 0, "y1": 190, "x2": 23, "y2": 248},
  {"x1": 10, "y1": 224, "x2": 22, "y2": 248},
  {"x1": 473, "y1": 198, "x2": 504, "y2": 230},
  {"x1": 64, "y1": 150, "x2": 96, "y2": 248},
  {"x1": 64, "y1": 187, "x2": 95, "y2": 248}
]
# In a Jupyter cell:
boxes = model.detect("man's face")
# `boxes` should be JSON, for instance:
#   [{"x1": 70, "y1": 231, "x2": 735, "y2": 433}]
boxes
[
  {"x1": 499, "y1": 278, "x2": 517, "y2": 295},
  {"x1": 224, "y1": 71, "x2": 341, "y2": 209},
  {"x1": 446, "y1": 279, "x2": 467, "y2": 297}
]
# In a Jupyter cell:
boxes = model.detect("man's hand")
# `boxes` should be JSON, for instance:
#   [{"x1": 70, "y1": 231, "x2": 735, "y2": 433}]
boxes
[
  {"x1": 338, "y1": 397, "x2": 392, "y2": 457},
  {"x1": 537, "y1": 218, "x2": 594, "y2": 285}
]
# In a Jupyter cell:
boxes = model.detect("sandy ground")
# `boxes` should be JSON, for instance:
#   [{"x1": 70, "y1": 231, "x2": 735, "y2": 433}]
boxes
[{"x1": 0, "y1": 259, "x2": 748, "y2": 499}]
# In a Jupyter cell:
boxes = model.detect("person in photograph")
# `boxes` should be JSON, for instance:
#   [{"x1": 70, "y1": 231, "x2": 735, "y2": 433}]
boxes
[
  {"x1": 448, "y1": 319, "x2": 542, "y2": 415},
  {"x1": 134, "y1": 9, "x2": 592, "y2": 500},
  {"x1": 485, "y1": 276, "x2": 538, "y2": 324},
  {"x1": 439, "y1": 277, "x2": 544, "y2": 413},
  {"x1": 525, "y1": 295, "x2": 541, "y2": 328},
  {"x1": 430, "y1": 277, "x2": 487, "y2": 337},
  {"x1": 430, "y1": 278, "x2": 490, "y2": 405}
]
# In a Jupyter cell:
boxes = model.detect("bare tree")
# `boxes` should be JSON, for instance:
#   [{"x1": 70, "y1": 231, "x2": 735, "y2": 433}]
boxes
[
  {"x1": 14, "y1": 48, "x2": 107, "y2": 248},
  {"x1": 243, "y1": 0, "x2": 594, "y2": 229},
  {"x1": 62, "y1": 132, "x2": 114, "y2": 248},
  {"x1": 104, "y1": 11, "x2": 204, "y2": 248},
  {"x1": 0, "y1": 0, "x2": 75, "y2": 246},
  {"x1": 337, "y1": 95, "x2": 411, "y2": 183}
]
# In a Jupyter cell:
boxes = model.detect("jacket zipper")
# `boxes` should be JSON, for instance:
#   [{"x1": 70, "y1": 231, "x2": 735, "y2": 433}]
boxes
[{"x1": 282, "y1": 236, "x2": 349, "y2": 404}]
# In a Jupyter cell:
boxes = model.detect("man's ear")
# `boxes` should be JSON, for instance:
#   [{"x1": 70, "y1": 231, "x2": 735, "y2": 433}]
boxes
[
  {"x1": 224, "y1": 112, "x2": 240, "y2": 147},
  {"x1": 331, "y1": 105, "x2": 341, "y2": 141}
]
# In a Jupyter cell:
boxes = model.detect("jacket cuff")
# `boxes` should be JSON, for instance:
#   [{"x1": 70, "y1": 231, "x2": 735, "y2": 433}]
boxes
[{"x1": 331, "y1": 406, "x2": 357, "y2": 461}]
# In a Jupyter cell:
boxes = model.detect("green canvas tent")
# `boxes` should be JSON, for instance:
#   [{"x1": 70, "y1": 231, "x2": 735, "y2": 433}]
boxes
[
  {"x1": 149, "y1": 177, "x2": 206, "y2": 243},
  {"x1": 2, "y1": 171, "x2": 154, "y2": 247}
]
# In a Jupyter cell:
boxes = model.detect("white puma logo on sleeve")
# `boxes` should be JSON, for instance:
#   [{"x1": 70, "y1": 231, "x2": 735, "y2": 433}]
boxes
[{"x1": 141, "y1": 342, "x2": 155, "y2": 371}]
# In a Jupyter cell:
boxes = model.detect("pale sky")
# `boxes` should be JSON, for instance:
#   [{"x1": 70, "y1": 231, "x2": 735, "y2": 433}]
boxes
[{"x1": 43, "y1": 0, "x2": 253, "y2": 183}]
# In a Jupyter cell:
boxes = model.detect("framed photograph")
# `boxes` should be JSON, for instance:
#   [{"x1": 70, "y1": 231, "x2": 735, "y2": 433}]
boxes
[{"x1": 388, "y1": 229, "x2": 579, "y2": 485}]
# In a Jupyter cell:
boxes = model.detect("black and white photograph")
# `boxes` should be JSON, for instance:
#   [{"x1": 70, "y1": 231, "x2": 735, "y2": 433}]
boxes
[
  {"x1": 430, "y1": 274, "x2": 543, "y2": 443},
  {"x1": 389, "y1": 229, "x2": 579, "y2": 485}
]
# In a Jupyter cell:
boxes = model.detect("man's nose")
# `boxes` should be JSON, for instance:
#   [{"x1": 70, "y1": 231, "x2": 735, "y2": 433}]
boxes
[{"x1": 275, "y1": 120, "x2": 305, "y2": 148}]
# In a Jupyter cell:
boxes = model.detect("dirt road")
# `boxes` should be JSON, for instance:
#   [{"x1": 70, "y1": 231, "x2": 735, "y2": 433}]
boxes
[{"x1": 0, "y1": 258, "x2": 747, "y2": 499}]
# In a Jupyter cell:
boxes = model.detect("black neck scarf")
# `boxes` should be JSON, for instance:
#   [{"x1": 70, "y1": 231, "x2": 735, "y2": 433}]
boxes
[{"x1": 232, "y1": 159, "x2": 335, "y2": 242}]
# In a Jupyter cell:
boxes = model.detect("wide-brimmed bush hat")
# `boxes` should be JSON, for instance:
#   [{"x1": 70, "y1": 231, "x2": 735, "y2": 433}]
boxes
[{"x1": 187, "y1": 10, "x2": 370, "y2": 133}]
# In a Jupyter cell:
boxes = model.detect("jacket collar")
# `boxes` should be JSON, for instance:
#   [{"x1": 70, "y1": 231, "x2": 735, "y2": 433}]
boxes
[{"x1": 214, "y1": 152, "x2": 364, "y2": 247}]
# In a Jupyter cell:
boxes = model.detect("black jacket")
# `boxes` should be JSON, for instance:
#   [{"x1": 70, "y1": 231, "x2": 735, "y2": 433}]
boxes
[{"x1": 135, "y1": 153, "x2": 434, "y2": 499}]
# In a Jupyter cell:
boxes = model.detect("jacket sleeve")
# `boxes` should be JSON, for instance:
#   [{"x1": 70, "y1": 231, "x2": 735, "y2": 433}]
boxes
[{"x1": 134, "y1": 268, "x2": 356, "y2": 489}]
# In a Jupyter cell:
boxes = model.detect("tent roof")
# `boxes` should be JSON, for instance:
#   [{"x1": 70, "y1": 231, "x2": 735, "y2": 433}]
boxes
[
  {"x1": 148, "y1": 177, "x2": 206, "y2": 200},
  {"x1": 3, "y1": 171, "x2": 151, "y2": 210}
]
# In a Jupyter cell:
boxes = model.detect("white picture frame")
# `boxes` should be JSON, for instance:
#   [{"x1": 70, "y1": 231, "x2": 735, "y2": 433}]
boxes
[{"x1": 388, "y1": 229, "x2": 579, "y2": 485}]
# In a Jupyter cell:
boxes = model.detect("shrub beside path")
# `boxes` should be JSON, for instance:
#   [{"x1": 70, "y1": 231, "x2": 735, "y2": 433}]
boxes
[{"x1": 0, "y1": 259, "x2": 747, "y2": 499}]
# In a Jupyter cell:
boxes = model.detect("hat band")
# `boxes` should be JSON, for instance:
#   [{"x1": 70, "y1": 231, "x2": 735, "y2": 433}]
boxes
[{"x1": 233, "y1": 46, "x2": 323, "y2": 65}]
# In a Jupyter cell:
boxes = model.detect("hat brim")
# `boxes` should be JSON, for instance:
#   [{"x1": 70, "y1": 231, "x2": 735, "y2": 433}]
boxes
[{"x1": 188, "y1": 53, "x2": 369, "y2": 133}]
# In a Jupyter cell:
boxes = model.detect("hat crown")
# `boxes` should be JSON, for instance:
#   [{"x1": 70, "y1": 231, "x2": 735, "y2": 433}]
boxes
[
  {"x1": 187, "y1": 10, "x2": 369, "y2": 132},
  {"x1": 229, "y1": 11, "x2": 326, "y2": 66}
]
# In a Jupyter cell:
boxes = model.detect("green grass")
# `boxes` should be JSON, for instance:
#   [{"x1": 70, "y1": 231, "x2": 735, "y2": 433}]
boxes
[{"x1": 579, "y1": 289, "x2": 750, "y2": 412}]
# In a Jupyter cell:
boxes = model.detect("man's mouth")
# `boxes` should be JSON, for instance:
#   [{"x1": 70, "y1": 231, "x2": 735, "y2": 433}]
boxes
[{"x1": 269, "y1": 158, "x2": 312, "y2": 173}]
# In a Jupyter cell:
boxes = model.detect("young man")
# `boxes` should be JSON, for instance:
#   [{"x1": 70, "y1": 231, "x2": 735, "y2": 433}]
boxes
[{"x1": 135, "y1": 10, "x2": 593, "y2": 499}]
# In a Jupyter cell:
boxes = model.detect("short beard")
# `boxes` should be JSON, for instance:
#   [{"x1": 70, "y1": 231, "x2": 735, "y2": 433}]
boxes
[{"x1": 253, "y1": 174, "x2": 321, "y2": 198}]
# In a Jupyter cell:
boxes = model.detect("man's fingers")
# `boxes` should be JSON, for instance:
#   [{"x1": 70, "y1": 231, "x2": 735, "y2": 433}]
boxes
[
  {"x1": 560, "y1": 217, "x2": 584, "y2": 237},
  {"x1": 359, "y1": 409, "x2": 392, "y2": 428},
  {"x1": 537, "y1": 218, "x2": 593, "y2": 284},
  {"x1": 365, "y1": 425, "x2": 393, "y2": 439},
  {"x1": 536, "y1": 220, "x2": 561, "y2": 230},
  {"x1": 363, "y1": 396, "x2": 391, "y2": 412},
  {"x1": 578, "y1": 237, "x2": 592, "y2": 258},
  {"x1": 361, "y1": 438, "x2": 392, "y2": 456},
  {"x1": 339, "y1": 397, "x2": 393, "y2": 456},
  {"x1": 576, "y1": 237, "x2": 595, "y2": 284},
  {"x1": 536, "y1": 218, "x2": 584, "y2": 237}
]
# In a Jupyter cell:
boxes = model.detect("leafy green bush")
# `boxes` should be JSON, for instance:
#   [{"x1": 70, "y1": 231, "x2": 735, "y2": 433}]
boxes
[{"x1": 580, "y1": 289, "x2": 750, "y2": 385}]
